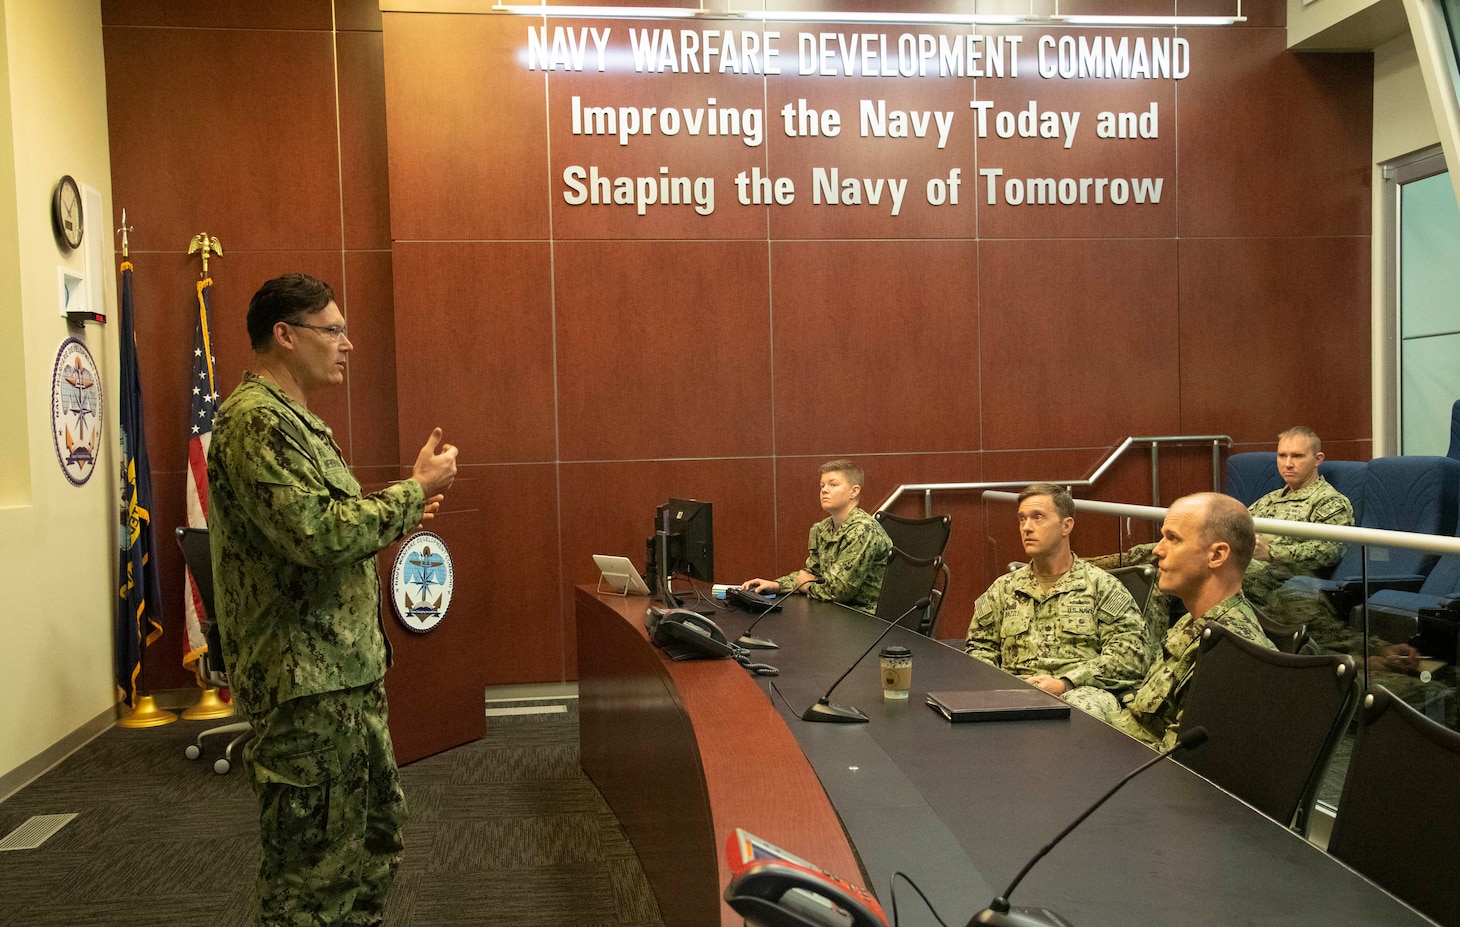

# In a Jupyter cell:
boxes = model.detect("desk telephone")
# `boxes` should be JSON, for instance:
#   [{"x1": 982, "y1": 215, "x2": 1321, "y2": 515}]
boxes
[
  {"x1": 646, "y1": 607, "x2": 736, "y2": 660},
  {"x1": 725, "y1": 828, "x2": 889, "y2": 927}
]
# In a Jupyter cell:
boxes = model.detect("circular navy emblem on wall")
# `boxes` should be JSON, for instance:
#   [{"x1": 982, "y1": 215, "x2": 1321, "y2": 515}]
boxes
[
  {"x1": 391, "y1": 531, "x2": 454, "y2": 633},
  {"x1": 51, "y1": 337, "x2": 103, "y2": 486}
]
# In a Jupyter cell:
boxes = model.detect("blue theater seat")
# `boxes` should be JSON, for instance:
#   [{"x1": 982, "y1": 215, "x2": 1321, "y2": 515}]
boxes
[
  {"x1": 1224, "y1": 453, "x2": 1367, "y2": 526},
  {"x1": 1363, "y1": 542, "x2": 1460, "y2": 643},
  {"x1": 1282, "y1": 457, "x2": 1460, "y2": 614},
  {"x1": 1225, "y1": 454, "x2": 1367, "y2": 572},
  {"x1": 1317, "y1": 459, "x2": 1368, "y2": 526},
  {"x1": 1224, "y1": 452, "x2": 1284, "y2": 506},
  {"x1": 1449, "y1": 399, "x2": 1460, "y2": 460}
]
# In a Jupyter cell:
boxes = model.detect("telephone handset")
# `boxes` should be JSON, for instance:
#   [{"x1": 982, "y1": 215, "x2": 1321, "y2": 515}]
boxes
[
  {"x1": 646, "y1": 607, "x2": 737, "y2": 660},
  {"x1": 724, "y1": 829, "x2": 889, "y2": 927}
]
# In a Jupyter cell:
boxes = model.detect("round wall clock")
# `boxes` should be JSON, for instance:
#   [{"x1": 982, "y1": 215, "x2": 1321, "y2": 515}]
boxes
[{"x1": 52, "y1": 175, "x2": 83, "y2": 250}]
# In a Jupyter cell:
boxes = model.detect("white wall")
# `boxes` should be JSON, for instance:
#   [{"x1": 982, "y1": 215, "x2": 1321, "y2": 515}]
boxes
[{"x1": 0, "y1": 0, "x2": 121, "y2": 783}]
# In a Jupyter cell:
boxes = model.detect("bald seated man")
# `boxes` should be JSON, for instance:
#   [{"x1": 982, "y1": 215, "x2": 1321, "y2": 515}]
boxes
[{"x1": 1102, "y1": 493, "x2": 1275, "y2": 749}]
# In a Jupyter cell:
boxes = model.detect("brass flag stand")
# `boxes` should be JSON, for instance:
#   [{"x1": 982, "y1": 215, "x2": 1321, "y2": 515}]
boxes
[
  {"x1": 179, "y1": 232, "x2": 232, "y2": 722},
  {"x1": 118, "y1": 693, "x2": 179, "y2": 728}
]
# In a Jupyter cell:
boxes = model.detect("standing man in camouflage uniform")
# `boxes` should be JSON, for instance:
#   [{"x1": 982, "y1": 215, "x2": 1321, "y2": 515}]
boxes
[
  {"x1": 964, "y1": 484, "x2": 1151, "y2": 717},
  {"x1": 1107, "y1": 493, "x2": 1275, "y2": 749},
  {"x1": 209, "y1": 273, "x2": 459, "y2": 926},
  {"x1": 741, "y1": 459, "x2": 893, "y2": 613},
  {"x1": 1245, "y1": 426, "x2": 1353, "y2": 606}
]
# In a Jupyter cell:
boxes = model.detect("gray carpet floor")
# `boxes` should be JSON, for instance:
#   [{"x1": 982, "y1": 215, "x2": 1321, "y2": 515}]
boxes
[{"x1": 0, "y1": 698, "x2": 664, "y2": 927}]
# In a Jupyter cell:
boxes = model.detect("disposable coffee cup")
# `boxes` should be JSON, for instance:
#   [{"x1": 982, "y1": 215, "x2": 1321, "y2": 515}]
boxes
[{"x1": 879, "y1": 645, "x2": 913, "y2": 699}]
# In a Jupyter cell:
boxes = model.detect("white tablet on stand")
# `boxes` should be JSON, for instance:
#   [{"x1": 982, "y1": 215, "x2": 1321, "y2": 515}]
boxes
[{"x1": 593, "y1": 554, "x2": 652, "y2": 596}]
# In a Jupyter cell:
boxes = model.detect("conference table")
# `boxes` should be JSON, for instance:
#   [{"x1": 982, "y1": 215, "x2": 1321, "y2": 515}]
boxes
[{"x1": 575, "y1": 586, "x2": 1435, "y2": 927}]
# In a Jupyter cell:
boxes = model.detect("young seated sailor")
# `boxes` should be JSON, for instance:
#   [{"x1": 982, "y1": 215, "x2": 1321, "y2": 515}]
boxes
[{"x1": 741, "y1": 459, "x2": 893, "y2": 614}]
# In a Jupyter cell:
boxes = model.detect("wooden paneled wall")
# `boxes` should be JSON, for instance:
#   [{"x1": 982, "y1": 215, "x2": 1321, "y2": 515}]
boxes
[
  {"x1": 102, "y1": 0, "x2": 399, "y2": 694},
  {"x1": 103, "y1": 0, "x2": 1374, "y2": 698}
]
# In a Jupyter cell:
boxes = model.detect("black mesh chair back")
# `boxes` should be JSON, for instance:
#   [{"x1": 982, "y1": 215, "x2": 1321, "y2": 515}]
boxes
[
  {"x1": 1255, "y1": 608, "x2": 1307, "y2": 654},
  {"x1": 875, "y1": 548, "x2": 944, "y2": 632},
  {"x1": 1177, "y1": 623, "x2": 1358, "y2": 836},
  {"x1": 1329, "y1": 687, "x2": 1460, "y2": 927},
  {"x1": 1108, "y1": 563, "x2": 1163, "y2": 663},
  {"x1": 176, "y1": 527, "x2": 225, "y2": 682},
  {"x1": 873, "y1": 511, "x2": 951, "y2": 560},
  {"x1": 1107, "y1": 562, "x2": 1156, "y2": 612},
  {"x1": 175, "y1": 526, "x2": 253, "y2": 773},
  {"x1": 176, "y1": 527, "x2": 215, "y2": 619},
  {"x1": 874, "y1": 512, "x2": 952, "y2": 635}
]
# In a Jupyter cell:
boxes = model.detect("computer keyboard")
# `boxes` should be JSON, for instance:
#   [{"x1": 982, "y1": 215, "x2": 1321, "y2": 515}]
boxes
[{"x1": 725, "y1": 586, "x2": 782, "y2": 613}]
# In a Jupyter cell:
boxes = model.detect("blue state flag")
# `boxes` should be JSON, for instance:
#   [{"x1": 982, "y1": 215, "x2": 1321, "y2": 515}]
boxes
[{"x1": 117, "y1": 259, "x2": 164, "y2": 705}]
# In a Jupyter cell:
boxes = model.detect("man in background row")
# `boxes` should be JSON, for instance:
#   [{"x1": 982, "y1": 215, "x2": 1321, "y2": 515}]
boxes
[
  {"x1": 210, "y1": 273, "x2": 459, "y2": 926},
  {"x1": 1091, "y1": 426, "x2": 1354, "y2": 623},
  {"x1": 742, "y1": 458, "x2": 893, "y2": 613},
  {"x1": 964, "y1": 483, "x2": 1153, "y2": 717},
  {"x1": 1244, "y1": 426, "x2": 1353, "y2": 606}
]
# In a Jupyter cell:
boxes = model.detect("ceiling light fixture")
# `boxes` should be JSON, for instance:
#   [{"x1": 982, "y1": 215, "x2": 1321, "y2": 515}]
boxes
[{"x1": 491, "y1": 2, "x2": 1245, "y2": 27}]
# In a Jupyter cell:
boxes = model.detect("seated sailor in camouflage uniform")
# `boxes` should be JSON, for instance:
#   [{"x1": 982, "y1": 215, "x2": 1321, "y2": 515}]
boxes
[
  {"x1": 1244, "y1": 426, "x2": 1353, "y2": 607},
  {"x1": 964, "y1": 483, "x2": 1152, "y2": 718},
  {"x1": 1254, "y1": 434, "x2": 1450, "y2": 722},
  {"x1": 1106, "y1": 493, "x2": 1276, "y2": 749},
  {"x1": 209, "y1": 273, "x2": 459, "y2": 926},
  {"x1": 1090, "y1": 427, "x2": 1353, "y2": 625},
  {"x1": 741, "y1": 458, "x2": 893, "y2": 613}
]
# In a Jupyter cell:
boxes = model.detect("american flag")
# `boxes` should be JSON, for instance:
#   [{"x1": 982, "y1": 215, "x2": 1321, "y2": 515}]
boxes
[{"x1": 182, "y1": 278, "x2": 217, "y2": 673}]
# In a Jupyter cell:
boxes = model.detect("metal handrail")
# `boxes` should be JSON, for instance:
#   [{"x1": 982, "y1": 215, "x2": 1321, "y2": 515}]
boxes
[
  {"x1": 982, "y1": 491, "x2": 1460, "y2": 556},
  {"x1": 877, "y1": 434, "x2": 1233, "y2": 515}
]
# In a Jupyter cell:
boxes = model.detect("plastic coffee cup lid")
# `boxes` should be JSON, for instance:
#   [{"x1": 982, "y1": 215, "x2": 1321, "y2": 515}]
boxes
[{"x1": 879, "y1": 645, "x2": 913, "y2": 659}]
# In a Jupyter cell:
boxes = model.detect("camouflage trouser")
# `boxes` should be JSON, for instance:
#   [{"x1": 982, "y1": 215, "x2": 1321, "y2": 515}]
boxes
[
  {"x1": 1104, "y1": 707, "x2": 1170, "y2": 748},
  {"x1": 1063, "y1": 685, "x2": 1120, "y2": 720},
  {"x1": 244, "y1": 680, "x2": 406, "y2": 927}
]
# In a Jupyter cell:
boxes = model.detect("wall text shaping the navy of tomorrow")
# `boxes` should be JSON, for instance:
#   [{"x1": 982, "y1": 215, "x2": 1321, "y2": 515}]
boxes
[{"x1": 525, "y1": 27, "x2": 1187, "y2": 217}]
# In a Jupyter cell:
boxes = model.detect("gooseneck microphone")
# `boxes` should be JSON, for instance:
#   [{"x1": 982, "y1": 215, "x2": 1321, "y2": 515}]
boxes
[
  {"x1": 736, "y1": 578, "x2": 819, "y2": 650},
  {"x1": 967, "y1": 726, "x2": 1211, "y2": 927},
  {"x1": 801, "y1": 597, "x2": 931, "y2": 724}
]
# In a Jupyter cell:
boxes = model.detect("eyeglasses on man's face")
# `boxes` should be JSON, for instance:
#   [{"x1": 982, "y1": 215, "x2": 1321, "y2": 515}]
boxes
[{"x1": 284, "y1": 320, "x2": 349, "y2": 342}]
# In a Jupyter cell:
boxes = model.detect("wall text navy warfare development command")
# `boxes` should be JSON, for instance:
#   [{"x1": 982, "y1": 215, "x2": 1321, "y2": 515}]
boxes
[{"x1": 530, "y1": 27, "x2": 1186, "y2": 217}]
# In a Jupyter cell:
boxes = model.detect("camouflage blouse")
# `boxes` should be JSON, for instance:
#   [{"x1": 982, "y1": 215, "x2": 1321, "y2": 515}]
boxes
[
  {"x1": 208, "y1": 373, "x2": 425, "y2": 714},
  {"x1": 779, "y1": 507, "x2": 893, "y2": 613}
]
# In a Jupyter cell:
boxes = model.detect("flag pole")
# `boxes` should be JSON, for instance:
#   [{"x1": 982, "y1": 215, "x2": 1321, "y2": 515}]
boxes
[
  {"x1": 179, "y1": 233, "x2": 232, "y2": 721},
  {"x1": 116, "y1": 213, "x2": 179, "y2": 730}
]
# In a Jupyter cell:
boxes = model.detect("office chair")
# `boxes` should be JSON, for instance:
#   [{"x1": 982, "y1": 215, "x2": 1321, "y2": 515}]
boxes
[
  {"x1": 874, "y1": 511, "x2": 952, "y2": 634},
  {"x1": 175, "y1": 527, "x2": 252, "y2": 774},
  {"x1": 1328, "y1": 687, "x2": 1460, "y2": 927},
  {"x1": 1254, "y1": 608, "x2": 1307, "y2": 654},
  {"x1": 1103, "y1": 562, "x2": 1163, "y2": 660},
  {"x1": 876, "y1": 548, "x2": 944, "y2": 634},
  {"x1": 1176, "y1": 623, "x2": 1358, "y2": 836}
]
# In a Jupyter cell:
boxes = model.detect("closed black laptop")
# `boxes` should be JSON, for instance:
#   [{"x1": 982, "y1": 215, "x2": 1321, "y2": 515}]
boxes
[{"x1": 926, "y1": 689, "x2": 1071, "y2": 723}]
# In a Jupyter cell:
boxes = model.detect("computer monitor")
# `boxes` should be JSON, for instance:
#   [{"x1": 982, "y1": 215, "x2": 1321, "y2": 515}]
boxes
[{"x1": 653, "y1": 497, "x2": 714, "y2": 608}]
